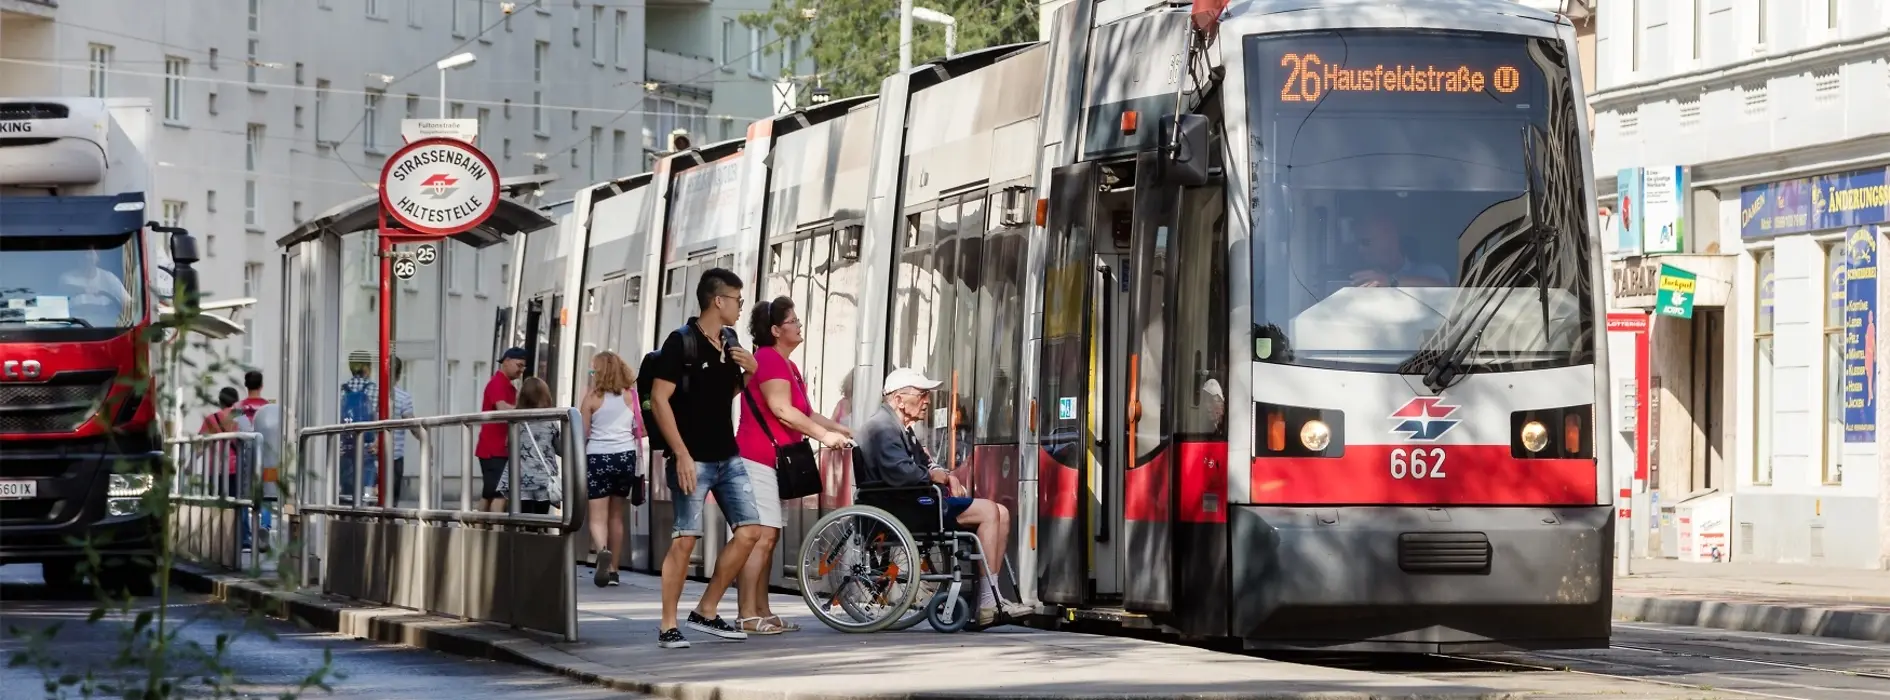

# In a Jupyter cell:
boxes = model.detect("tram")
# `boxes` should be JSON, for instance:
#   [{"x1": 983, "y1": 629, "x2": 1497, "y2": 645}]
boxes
[{"x1": 507, "y1": 0, "x2": 1614, "y2": 652}]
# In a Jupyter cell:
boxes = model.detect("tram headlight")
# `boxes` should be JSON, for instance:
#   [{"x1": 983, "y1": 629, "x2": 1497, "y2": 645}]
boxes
[
  {"x1": 1299, "y1": 420, "x2": 1331, "y2": 451},
  {"x1": 1520, "y1": 420, "x2": 1550, "y2": 453}
]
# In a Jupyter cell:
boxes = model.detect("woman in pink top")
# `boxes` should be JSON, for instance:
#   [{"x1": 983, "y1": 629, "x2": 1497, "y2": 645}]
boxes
[{"x1": 735, "y1": 297, "x2": 851, "y2": 634}]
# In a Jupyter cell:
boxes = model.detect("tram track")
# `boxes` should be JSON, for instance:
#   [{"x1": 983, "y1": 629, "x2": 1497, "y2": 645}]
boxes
[{"x1": 1259, "y1": 623, "x2": 1890, "y2": 699}]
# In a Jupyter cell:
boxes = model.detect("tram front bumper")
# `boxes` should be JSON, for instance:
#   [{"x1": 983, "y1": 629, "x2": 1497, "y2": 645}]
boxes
[{"x1": 1228, "y1": 504, "x2": 1614, "y2": 652}]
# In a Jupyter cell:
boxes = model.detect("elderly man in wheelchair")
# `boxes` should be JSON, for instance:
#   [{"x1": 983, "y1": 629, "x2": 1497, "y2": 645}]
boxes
[{"x1": 794, "y1": 368, "x2": 1034, "y2": 633}]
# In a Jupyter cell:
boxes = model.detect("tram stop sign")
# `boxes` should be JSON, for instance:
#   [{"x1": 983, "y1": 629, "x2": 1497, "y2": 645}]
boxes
[{"x1": 378, "y1": 137, "x2": 501, "y2": 236}]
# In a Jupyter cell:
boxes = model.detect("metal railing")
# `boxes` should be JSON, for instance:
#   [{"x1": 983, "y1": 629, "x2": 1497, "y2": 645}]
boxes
[
  {"x1": 291, "y1": 407, "x2": 588, "y2": 642},
  {"x1": 167, "y1": 432, "x2": 271, "y2": 572}
]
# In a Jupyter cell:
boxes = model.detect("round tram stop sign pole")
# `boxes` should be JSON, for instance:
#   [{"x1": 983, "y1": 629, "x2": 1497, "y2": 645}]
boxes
[{"x1": 371, "y1": 137, "x2": 500, "y2": 506}]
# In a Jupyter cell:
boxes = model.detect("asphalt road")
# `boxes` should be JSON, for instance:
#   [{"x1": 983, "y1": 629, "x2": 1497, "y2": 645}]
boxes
[
  {"x1": 1295, "y1": 621, "x2": 1890, "y2": 699},
  {"x1": 0, "y1": 564, "x2": 643, "y2": 700}
]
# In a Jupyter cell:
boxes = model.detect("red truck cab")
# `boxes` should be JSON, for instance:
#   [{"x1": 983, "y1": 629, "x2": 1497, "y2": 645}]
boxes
[{"x1": 0, "y1": 98, "x2": 201, "y2": 594}]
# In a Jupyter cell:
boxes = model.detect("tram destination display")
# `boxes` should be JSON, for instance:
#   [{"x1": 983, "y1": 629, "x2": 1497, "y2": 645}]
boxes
[{"x1": 1257, "y1": 31, "x2": 1541, "y2": 112}]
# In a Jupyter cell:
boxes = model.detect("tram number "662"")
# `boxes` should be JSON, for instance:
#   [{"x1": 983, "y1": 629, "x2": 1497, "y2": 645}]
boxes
[{"x1": 1389, "y1": 448, "x2": 1449, "y2": 479}]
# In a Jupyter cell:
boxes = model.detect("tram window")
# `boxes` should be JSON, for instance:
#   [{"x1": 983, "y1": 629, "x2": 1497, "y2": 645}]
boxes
[
  {"x1": 889, "y1": 210, "x2": 933, "y2": 369},
  {"x1": 1171, "y1": 185, "x2": 1228, "y2": 439},
  {"x1": 767, "y1": 242, "x2": 790, "y2": 294},
  {"x1": 927, "y1": 202, "x2": 961, "y2": 453},
  {"x1": 821, "y1": 227, "x2": 863, "y2": 428},
  {"x1": 802, "y1": 233, "x2": 834, "y2": 410},
  {"x1": 977, "y1": 189, "x2": 1030, "y2": 443},
  {"x1": 953, "y1": 195, "x2": 987, "y2": 446}
]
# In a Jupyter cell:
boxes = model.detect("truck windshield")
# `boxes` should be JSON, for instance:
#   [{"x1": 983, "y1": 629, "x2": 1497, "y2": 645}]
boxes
[
  {"x1": 1245, "y1": 29, "x2": 1595, "y2": 375},
  {"x1": 0, "y1": 233, "x2": 145, "y2": 330}
]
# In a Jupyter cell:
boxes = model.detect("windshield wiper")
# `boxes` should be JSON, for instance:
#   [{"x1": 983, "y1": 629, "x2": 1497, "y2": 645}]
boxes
[
  {"x1": 1, "y1": 316, "x2": 95, "y2": 328},
  {"x1": 1416, "y1": 127, "x2": 1553, "y2": 394}
]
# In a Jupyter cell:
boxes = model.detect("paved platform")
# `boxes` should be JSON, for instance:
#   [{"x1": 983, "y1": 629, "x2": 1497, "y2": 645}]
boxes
[
  {"x1": 174, "y1": 565, "x2": 1509, "y2": 700},
  {"x1": 1613, "y1": 559, "x2": 1890, "y2": 642}
]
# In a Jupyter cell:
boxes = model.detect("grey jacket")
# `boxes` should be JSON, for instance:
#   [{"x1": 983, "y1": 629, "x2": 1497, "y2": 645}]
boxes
[{"x1": 855, "y1": 404, "x2": 934, "y2": 489}]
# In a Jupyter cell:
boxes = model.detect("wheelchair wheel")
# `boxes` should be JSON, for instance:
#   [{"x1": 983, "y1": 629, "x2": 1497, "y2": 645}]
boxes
[
  {"x1": 797, "y1": 506, "x2": 923, "y2": 634},
  {"x1": 889, "y1": 543, "x2": 951, "y2": 631},
  {"x1": 925, "y1": 588, "x2": 974, "y2": 633}
]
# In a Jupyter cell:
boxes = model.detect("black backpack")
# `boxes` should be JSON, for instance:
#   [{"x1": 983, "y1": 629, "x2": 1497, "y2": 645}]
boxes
[{"x1": 638, "y1": 319, "x2": 704, "y2": 454}]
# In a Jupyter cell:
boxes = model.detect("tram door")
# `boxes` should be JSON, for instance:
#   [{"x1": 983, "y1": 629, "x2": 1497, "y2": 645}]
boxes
[{"x1": 1039, "y1": 157, "x2": 1178, "y2": 609}]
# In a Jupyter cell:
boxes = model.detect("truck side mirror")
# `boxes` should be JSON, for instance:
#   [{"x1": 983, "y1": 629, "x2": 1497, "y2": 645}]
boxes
[
  {"x1": 1157, "y1": 114, "x2": 1211, "y2": 187},
  {"x1": 167, "y1": 231, "x2": 201, "y2": 266}
]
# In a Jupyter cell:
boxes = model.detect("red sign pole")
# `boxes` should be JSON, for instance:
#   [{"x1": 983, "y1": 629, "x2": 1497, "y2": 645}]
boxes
[{"x1": 377, "y1": 208, "x2": 396, "y2": 508}]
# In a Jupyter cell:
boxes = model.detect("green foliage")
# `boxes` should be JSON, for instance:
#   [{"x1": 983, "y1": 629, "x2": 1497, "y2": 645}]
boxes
[
  {"x1": 5, "y1": 291, "x2": 336, "y2": 698},
  {"x1": 740, "y1": 0, "x2": 1041, "y2": 99}
]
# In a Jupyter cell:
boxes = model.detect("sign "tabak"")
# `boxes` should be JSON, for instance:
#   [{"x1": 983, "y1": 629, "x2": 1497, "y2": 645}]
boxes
[{"x1": 378, "y1": 137, "x2": 500, "y2": 236}]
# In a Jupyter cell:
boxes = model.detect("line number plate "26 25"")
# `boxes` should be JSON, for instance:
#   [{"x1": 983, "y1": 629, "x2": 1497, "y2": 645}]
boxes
[{"x1": 1389, "y1": 448, "x2": 1448, "y2": 479}]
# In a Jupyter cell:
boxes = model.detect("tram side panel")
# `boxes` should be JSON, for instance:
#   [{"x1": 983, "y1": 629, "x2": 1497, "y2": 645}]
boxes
[
  {"x1": 645, "y1": 143, "x2": 747, "y2": 578},
  {"x1": 749, "y1": 100, "x2": 880, "y2": 592},
  {"x1": 570, "y1": 177, "x2": 660, "y2": 572},
  {"x1": 891, "y1": 45, "x2": 1048, "y2": 604}
]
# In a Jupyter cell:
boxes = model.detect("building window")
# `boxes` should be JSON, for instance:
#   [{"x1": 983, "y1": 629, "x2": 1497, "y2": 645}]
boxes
[
  {"x1": 450, "y1": 102, "x2": 465, "y2": 119},
  {"x1": 1753, "y1": 250, "x2": 1775, "y2": 485},
  {"x1": 749, "y1": 27, "x2": 765, "y2": 75},
  {"x1": 244, "y1": 179, "x2": 260, "y2": 228},
  {"x1": 502, "y1": 138, "x2": 512, "y2": 160},
  {"x1": 292, "y1": 200, "x2": 304, "y2": 223},
  {"x1": 476, "y1": 107, "x2": 491, "y2": 133},
  {"x1": 161, "y1": 200, "x2": 186, "y2": 229},
  {"x1": 615, "y1": 10, "x2": 629, "y2": 67},
  {"x1": 294, "y1": 61, "x2": 304, "y2": 84},
  {"x1": 246, "y1": 124, "x2": 263, "y2": 170},
  {"x1": 408, "y1": 0, "x2": 422, "y2": 26},
  {"x1": 208, "y1": 48, "x2": 219, "y2": 70},
  {"x1": 293, "y1": 105, "x2": 304, "y2": 127},
  {"x1": 445, "y1": 244, "x2": 462, "y2": 294},
  {"x1": 206, "y1": 190, "x2": 217, "y2": 213},
  {"x1": 473, "y1": 248, "x2": 488, "y2": 296},
  {"x1": 533, "y1": 41, "x2": 549, "y2": 133},
  {"x1": 589, "y1": 126, "x2": 603, "y2": 180},
  {"x1": 1828, "y1": 0, "x2": 1839, "y2": 28},
  {"x1": 592, "y1": 5, "x2": 606, "y2": 63},
  {"x1": 163, "y1": 57, "x2": 187, "y2": 122},
  {"x1": 722, "y1": 19, "x2": 738, "y2": 66},
  {"x1": 1691, "y1": 0, "x2": 1702, "y2": 60},
  {"x1": 452, "y1": 0, "x2": 469, "y2": 35},
  {"x1": 1629, "y1": 0, "x2": 1640, "y2": 72},
  {"x1": 247, "y1": 39, "x2": 260, "y2": 84},
  {"x1": 1823, "y1": 244, "x2": 1846, "y2": 484},
  {"x1": 314, "y1": 79, "x2": 330, "y2": 143},
  {"x1": 367, "y1": 0, "x2": 384, "y2": 19},
  {"x1": 243, "y1": 263, "x2": 263, "y2": 365},
  {"x1": 406, "y1": 93, "x2": 419, "y2": 119},
  {"x1": 248, "y1": 0, "x2": 261, "y2": 32},
  {"x1": 1755, "y1": 0, "x2": 1767, "y2": 45},
  {"x1": 364, "y1": 89, "x2": 385, "y2": 151},
  {"x1": 612, "y1": 129, "x2": 626, "y2": 175},
  {"x1": 87, "y1": 44, "x2": 112, "y2": 97}
]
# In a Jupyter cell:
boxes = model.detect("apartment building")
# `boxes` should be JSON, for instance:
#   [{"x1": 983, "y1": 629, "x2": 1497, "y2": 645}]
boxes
[
  {"x1": 0, "y1": 0, "x2": 794, "y2": 431},
  {"x1": 1594, "y1": 0, "x2": 1890, "y2": 569}
]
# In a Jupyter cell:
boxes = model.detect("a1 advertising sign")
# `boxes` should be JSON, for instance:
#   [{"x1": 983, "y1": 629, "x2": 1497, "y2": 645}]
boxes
[{"x1": 379, "y1": 137, "x2": 500, "y2": 236}]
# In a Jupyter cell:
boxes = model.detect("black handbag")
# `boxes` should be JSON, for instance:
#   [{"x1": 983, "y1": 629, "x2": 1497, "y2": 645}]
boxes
[{"x1": 742, "y1": 385, "x2": 822, "y2": 501}]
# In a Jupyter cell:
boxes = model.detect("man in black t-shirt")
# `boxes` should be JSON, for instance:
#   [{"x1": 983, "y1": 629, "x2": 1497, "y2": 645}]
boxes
[{"x1": 648, "y1": 267, "x2": 762, "y2": 649}]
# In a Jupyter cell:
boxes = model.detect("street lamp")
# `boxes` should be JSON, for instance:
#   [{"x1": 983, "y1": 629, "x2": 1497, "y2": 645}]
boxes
[{"x1": 435, "y1": 52, "x2": 477, "y2": 118}]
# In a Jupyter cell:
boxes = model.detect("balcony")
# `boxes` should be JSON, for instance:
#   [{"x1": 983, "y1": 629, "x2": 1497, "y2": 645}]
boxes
[
  {"x1": 1, "y1": 0, "x2": 57, "y2": 20},
  {"x1": 646, "y1": 48, "x2": 716, "y2": 99}
]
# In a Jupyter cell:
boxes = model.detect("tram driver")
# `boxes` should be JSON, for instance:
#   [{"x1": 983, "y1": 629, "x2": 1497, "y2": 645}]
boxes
[
  {"x1": 1348, "y1": 216, "x2": 1449, "y2": 289},
  {"x1": 855, "y1": 368, "x2": 1034, "y2": 627}
]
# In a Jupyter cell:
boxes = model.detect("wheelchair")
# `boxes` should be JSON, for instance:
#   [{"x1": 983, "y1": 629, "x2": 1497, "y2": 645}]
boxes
[{"x1": 796, "y1": 481, "x2": 987, "y2": 634}]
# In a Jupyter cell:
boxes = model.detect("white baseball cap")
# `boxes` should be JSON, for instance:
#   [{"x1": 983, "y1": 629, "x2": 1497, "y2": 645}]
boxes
[{"x1": 882, "y1": 367, "x2": 942, "y2": 395}]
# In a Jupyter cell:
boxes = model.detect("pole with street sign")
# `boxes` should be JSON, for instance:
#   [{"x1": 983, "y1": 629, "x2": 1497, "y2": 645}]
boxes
[{"x1": 373, "y1": 137, "x2": 501, "y2": 506}]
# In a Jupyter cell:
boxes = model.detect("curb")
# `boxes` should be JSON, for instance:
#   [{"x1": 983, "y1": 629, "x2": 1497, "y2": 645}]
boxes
[
  {"x1": 1614, "y1": 594, "x2": 1890, "y2": 643},
  {"x1": 170, "y1": 565, "x2": 1513, "y2": 700}
]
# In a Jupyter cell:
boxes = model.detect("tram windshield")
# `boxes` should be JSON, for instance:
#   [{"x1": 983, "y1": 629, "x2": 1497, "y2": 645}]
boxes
[{"x1": 1245, "y1": 29, "x2": 1595, "y2": 375}]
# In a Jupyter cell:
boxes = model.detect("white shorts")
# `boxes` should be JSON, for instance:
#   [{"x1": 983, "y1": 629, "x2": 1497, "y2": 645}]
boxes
[{"x1": 743, "y1": 459, "x2": 784, "y2": 529}]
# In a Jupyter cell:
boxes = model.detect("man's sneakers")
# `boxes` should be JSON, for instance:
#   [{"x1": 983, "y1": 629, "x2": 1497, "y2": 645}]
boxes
[
  {"x1": 684, "y1": 610, "x2": 748, "y2": 640},
  {"x1": 657, "y1": 628, "x2": 691, "y2": 649}
]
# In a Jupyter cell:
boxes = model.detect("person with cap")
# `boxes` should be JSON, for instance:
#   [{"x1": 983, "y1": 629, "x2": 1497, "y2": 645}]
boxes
[
  {"x1": 338, "y1": 350, "x2": 381, "y2": 504},
  {"x1": 476, "y1": 347, "x2": 530, "y2": 512},
  {"x1": 854, "y1": 367, "x2": 1034, "y2": 627}
]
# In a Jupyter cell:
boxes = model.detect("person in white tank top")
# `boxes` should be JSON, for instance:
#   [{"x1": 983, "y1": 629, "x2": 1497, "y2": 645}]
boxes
[{"x1": 580, "y1": 350, "x2": 646, "y2": 588}]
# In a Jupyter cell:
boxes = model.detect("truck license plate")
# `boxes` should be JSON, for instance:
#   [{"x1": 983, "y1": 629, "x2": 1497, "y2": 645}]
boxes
[{"x1": 0, "y1": 480, "x2": 38, "y2": 500}]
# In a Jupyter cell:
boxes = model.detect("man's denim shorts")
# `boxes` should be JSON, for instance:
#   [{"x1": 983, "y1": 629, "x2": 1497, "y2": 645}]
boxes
[{"x1": 667, "y1": 456, "x2": 762, "y2": 538}]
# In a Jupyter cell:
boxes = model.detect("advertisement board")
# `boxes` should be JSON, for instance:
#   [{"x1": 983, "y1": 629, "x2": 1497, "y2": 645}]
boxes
[
  {"x1": 1615, "y1": 167, "x2": 1644, "y2": 256},
  {"x1": 1843, "y1": 226, "x2": 1878, "y2": 442},
  {"x1": 1738, "y1": 167, "x2": 1889, "y2": 240},
  {"x1": 1642, "y1": 166, "x2": 1684, "y2": 254}
]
